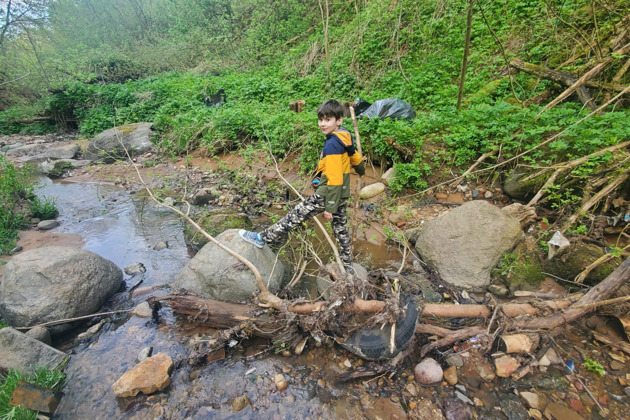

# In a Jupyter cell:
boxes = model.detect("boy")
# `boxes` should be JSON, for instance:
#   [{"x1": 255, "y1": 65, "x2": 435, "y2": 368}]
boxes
[{"x1": 239, "y1": 99, "x2": 365, "y2": 271}]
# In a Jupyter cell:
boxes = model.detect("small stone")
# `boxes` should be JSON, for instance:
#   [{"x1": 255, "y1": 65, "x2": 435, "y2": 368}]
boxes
[
  {"x1": 414, "y1": 358, "x2": 443, "y2": 386},
  {"x1": 624, "y1": 387, "x2": 630, "y2": 398},
  {"x1": 124, "y1": 262, "x2": 146, "y2": 276},
  {"x1": 232, "y1": 395, "x2": 250, "y2": 412},
  {"x1": 446, "y1": 354, "x2": 464, "y2": 368},
  {"x1": 538, "y1": 355, "x2": 551, "y2": 367},
  {"x1": 359, "y1": 182, "x2": 386, "y2": 199},
  {"x1": 473, "y1": 398, "x2": 483, "y2": 407},
  {"x1": 475, "y1": 360, "x2": 496, "y2": 381},
  {"x1": 529, "y1": 408, "x2": 543, "y2": 420},
  {"x1": 38, "y1": 220, "x2": 59, "y2": 230},
  {"x1": 405, "y1": 383, "x2": 417, "y2": 397},
  {"x1": 342, "y1": 358, "x2": 352, "y2": 368},
  {"x1": 282, "y1": 366, "x2": 291, "y2": 374},
  {"x1": 136, "y1": 347, "x2": 153, "y2": 363},
  {"x1": 284, "y1": 395, "x2": 296, "y2": 404},
  {"x1": 25, "y1": 326, "x2": 51, "y2": 346},
  {"x1": 519, "y1": 391, "x2": 548, "y2": 410},
  {"x1": 444, "y1": 365, "x2": 458, "y2": 385},
  {"x1": 484, "y1": 191, "x2": 493, "y2": 199},
  {"x1": 153, "y1": 241, "x2": 168, "y2": 251},
  {"x1": 488, "y1": 284, "x2": 509, "y2": 297},
  {"x1": 494, "y1": 355, "x2": 520, "y2": 377},
  {"x1": 543, "y1": 348, "x2": 563, "y2": 365},
  {"x1": 455, "y1": 390, "x2": 473, "y2": 405},
  {"x1": 281, "y1": 350, "x2": 291, "y2": 357},
  {"x1": 274, "y1": 374, "x2": 288, "y2": 391},
  {"x1": 132, "y1": 302, "x2": 153, "y2": 318}
]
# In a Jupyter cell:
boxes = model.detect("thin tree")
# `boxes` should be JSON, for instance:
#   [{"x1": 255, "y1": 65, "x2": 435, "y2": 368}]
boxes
[
  {"x1": 456, "y1": 0, "x2": 475, "y2": 111},
  {"x1": 318, "y1": 0, "x2": 332, "y2": 84}
]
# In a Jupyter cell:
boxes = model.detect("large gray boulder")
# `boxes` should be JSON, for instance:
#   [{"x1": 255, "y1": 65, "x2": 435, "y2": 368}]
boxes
[
  {"x1": 414, "y1": 200, "x2": 522, "y2": 290},
  {"x1": 85, "y1": 122, "x2": 155, "y2": 163},
  {"x1": 0, "y1": 247, "x2": 123, "y2": 332},
  {"x1": 0, "y1": 327, "x2": 69, "y2": 374},
  {"x1": 174, "y1": 229, "x2": 286, "y2": 302}
]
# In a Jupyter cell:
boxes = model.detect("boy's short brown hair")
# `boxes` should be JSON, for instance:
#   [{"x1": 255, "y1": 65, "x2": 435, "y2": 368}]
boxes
[{"x1": 317, "y1": 99, "x2": 345, "y2": 120}]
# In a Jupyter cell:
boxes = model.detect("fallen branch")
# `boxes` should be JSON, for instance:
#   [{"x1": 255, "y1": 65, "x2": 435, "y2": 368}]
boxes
[
  {"x1": 419, "y1": 326, "x2": 486, "y2": 356},
  {"x1": 591, "y1": 330, "x2": 630, "y2": 355},
  {"x1": 575, "y1": 243, "x2": 630, "y2": 283},
  {"x1": 526, "y1": 140, "x2": 630, "y2": 207},
  {"x1": 561, "y1": 169, "x2": 630, "y2": 233},
  {"x1": 537, "y1": 42, "x2": 630, "y2": 115},
  {"x1": 14, "y1": 309, "x2": 133, "y2": 330},
  {"x1": 510, "y1": 59, "x2": 596, "y2": 110},
  {"x1": 515, "y1": 257, "x2": 630, "y2": 330}
]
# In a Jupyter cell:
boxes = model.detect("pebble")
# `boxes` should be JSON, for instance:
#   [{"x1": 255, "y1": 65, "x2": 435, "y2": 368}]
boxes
[
  {"x1": 25, "y1": 326, "x2": 51, "y2": 345},
  {"x1": 625, "y1": 387, "x2": 630, "y2": 398},
  {"x1": 136, "y1": 347, "x2": 153, "y2": 363},
  {"x1": 405, "y1": 383, "x2": 417, "y2": 397},
  {"x1": 414, "y1": 358, "x2": 443, "y2": 386},
  {"x1": 282, "y1": 366, "x2": 291, "y2": 374},
  {"x1": 455, "y1": 384, "x2": 467, "y2": 394},
  {"x1": 446, "y1": 354, "x2": 464, "y2": 368},
  {"x1": 38, "y1": 220, "x2": 60, "y2": 230},
  {"x1": 274, "y1": 374, "x2": 288, "y2": 391},
  {"x1": 444, "y1": 365, "x2": 458, "y2": 385},
  {"x1": 153, "y1": 241, "x2": 168, "y2": 250},
  {"x1": 455, "y1": 390, "x2": 473, "y2": 405},
  {"x1": 132, "y1": 302, "x2": 153, "y2": 318},
  {"x1": 232, "y1": 395, "x2": 250, "y2": 412}
]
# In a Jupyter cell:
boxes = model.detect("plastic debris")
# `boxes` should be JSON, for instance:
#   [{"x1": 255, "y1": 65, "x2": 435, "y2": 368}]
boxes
[
  {"x1": 356, "y1": 98, "x2": 416, "y2": 120},
  {"x1": 547, "y1": 231, "x2": 570, "y2": 259}
]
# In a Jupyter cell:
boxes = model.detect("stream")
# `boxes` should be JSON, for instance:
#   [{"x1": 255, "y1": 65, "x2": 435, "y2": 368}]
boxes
[
  {"x1": 34, "y1": 178, "x2": 401, "y2": 419},
  {"x1": 15, "y1": 177, "x2": 630, "y2": 419}
]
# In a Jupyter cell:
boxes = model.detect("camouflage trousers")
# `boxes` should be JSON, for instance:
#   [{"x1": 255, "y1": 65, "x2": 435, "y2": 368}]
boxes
[{"x1": 260, "y1": 194, "x2": 352, "y2": 266}]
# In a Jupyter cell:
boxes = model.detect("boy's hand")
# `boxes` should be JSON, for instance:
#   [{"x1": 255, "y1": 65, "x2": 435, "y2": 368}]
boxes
[{"x1": 323, "y1": 211, "x2": 333, "y2": 220}]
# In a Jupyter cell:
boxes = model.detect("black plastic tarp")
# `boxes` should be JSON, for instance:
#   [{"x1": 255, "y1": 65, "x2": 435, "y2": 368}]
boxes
[{"x1": 355, "y1": 98, "x2": 416, "y2": 120}]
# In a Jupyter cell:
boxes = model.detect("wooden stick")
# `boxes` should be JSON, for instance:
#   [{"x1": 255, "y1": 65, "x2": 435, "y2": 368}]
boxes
[
  {"x1": 515, "y1": 257, "x2": 630, "y2": 330},
  {"x1": 537, "y1": 42, "x2": 630, "y2": 115},
  {"x1": 575, "y1": 243, "x2": 630, "y2": 283},
  {"x1": 420, "y1": 326, "x2": 486, "y2": 356},
  {"x1": 561, "y1": 169, "x2": 630, "y2": 233},
  {"x1": 349, "y1": 106, "x2": 363, "y2": 253},
  {"x1": 15, "y1": 309, "x2": 133, "y2": 330}
]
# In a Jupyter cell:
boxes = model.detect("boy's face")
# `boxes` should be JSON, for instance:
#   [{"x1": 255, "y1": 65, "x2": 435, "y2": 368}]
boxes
[{"x1": 318, "y1": 116, "x2": 342, "y2": 135}]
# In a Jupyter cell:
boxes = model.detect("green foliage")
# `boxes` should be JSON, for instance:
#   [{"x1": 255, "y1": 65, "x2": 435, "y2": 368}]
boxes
[
  {"x1": 0, "y1": 156, "x2": 31, "y2": 255},
  {"x1": 0, "y1": 368, "x2": 66, "y2": 420},
  {"x1": 0, "y1": 320, "x2": 8, "y2": 330},
  {"x1": 582, "y1": 357, "x2": 605, "y2": 377},
  {"x1": 29, "y1": 195, "x2": 59, "y2": 220}
]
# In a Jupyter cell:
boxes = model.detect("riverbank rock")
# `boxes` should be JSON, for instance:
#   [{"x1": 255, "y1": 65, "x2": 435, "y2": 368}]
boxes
[
  {"x1": 414, "y1": 200, "x2": 522, "y2": 290},
  {"x1": 174, "y1": 229, "x2": 286, "y2": 302},
  {"x1": 112, "y1": 352, "x2": 173, "y2": 397},
  {"x1": 85, "y1": 122, "x2": 155, "y2": 163},
  {"x1": 183, "y1": 208, "x2": 252, "y2": 250},
  {"x1": 0, "y1": 247, "x2": 123, "y2": 334},
  {"x1": 359, "y1": 182, "x2": 386, "y2": 199},
  {"x1": 0, "y1": 327, "x2": 69, "y2": 373}
]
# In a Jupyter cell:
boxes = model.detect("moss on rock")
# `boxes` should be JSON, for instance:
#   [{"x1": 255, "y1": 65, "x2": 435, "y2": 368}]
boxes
[
  {"x1": 184, "y1": 208, "x2": 252, "y2": 251},
  {"x1": 542, "y1": 241, "x2": 618, "y2": 286}
]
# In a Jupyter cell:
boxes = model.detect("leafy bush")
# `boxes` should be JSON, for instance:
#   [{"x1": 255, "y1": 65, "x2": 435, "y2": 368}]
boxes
[
  {"x1": 29, "y1": 195, "x2": 59, "y2": 220},
  {"x1": 0, "y1": 156, "x2": 31, "y2": 254}
]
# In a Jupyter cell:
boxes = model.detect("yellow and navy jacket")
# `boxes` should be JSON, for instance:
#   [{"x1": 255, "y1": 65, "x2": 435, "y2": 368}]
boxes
[{"x1": 315, "y1": 127, "x2": 365, "y2": 213}]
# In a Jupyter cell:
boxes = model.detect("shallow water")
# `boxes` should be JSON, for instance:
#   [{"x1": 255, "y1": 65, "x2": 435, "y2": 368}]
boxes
[{"x1": 32, "y1": 179, "x2": 401, "y2": 419}]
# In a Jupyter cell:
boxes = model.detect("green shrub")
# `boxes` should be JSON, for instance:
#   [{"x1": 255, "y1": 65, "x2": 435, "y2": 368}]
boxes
[{"x1": 29, "y1": 195, "x2": 59, "y2": 220}]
